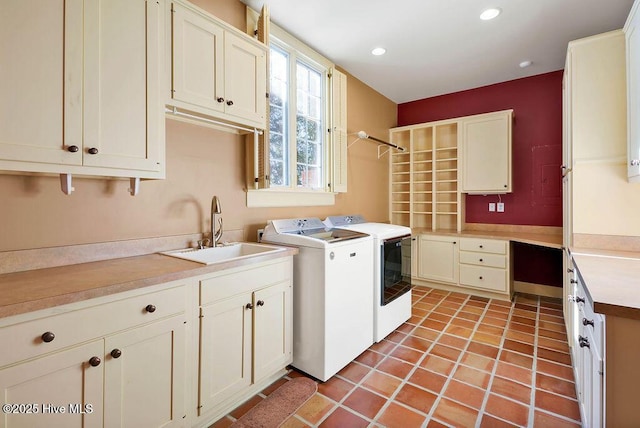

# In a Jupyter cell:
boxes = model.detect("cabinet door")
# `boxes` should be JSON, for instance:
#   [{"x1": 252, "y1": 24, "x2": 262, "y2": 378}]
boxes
[
  {"x1": 417, "y1": 235, "x2": 459, "y2": 284},
  {"x1": 83, "y1": 0, "x2": 163, "y2": 173},
  {"x1": 0, "y1": 0, "x2": 82, "y2": 166},
  {"x1": 627, "y1": 5, "x2": 640, "y2": 181},
  {"x1": 0, "y1": 341, "x2": 103, "y2": 428},
  {"x1": 199, "y1": 293, "x2": 252, "y2": 414},
  {"x1": 171, "y1": 2, "x2": 225, "y2": 113},
  {"x1": 461, "y1": 111, "x2": 512, "y2": 193},
  {"x1": 223, "y1": 32, "x2": 267, "y2": 127},
  {"x1": 253, "y1": 281, "x2": 292, "y2": 382},
  {"x1": 104, "y1": 316, "x2": 186, "y2": 428}
]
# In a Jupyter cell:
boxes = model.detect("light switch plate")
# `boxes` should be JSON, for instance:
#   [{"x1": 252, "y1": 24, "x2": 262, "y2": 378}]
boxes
[
  {"x1": 497, "y1": 202, "x2": 505, "y2": 212},
  {"x1": 489, "y1": 203, "x2": 496, "y2": 212}
]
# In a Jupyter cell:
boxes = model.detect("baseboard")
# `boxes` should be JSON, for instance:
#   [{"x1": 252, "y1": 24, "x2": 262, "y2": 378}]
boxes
[
  {"x1": 412, "y1": 277, "x2": 512, "y2": 302},
  {"x1": 513, "y1": 280, "x2": 563, "y2": 299}
]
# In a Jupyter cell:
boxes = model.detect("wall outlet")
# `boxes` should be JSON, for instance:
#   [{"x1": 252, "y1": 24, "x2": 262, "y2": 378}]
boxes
[
  {"x1": 489, "y1": 203, "x2": 496, "y2": 212},
  {"x1": 497, "y1": 202, "x2": 505, "y2": 212}
]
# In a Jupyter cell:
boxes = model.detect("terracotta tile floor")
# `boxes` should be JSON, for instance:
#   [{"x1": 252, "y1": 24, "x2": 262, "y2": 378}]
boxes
[{"x1": 212, "y1": 287, "x2": 581, "y2": 427}]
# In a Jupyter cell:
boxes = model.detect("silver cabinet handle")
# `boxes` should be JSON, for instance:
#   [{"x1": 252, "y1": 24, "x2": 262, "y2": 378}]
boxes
[{"x1": 631, "y1": 159, "x2": 640, "y2": 166}]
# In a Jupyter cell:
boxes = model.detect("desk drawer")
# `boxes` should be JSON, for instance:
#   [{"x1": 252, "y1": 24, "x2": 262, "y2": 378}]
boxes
[
  {"x1": 459, "y1": 238, "x2": 507, "y2": 255},
  {"x1": 0, "y1": 285, "x2": 186, "y2": 367},
  {"x1": 459, "y1": 265, "x2": 507, "y2": 292},
  {"x1": 459, "y1": 251, "x2": 507, "y2": 269}
]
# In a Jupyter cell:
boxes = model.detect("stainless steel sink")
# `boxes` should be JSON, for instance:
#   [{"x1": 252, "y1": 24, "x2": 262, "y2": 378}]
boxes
[{"x1": 161, "y1": 243, "x2": 283, "y2": 265}]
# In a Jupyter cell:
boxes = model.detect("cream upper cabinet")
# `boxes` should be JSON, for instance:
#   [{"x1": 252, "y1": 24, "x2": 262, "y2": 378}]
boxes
[
  {"x1": 0, "y1": 0, "x2": 165, "y2": 179},
  {"x1": 82, "y1": 0, "x2": 164, "y2": 175},
  {"x1": 0, "y1": 0, "x2": 82, "y2": 167},
  {"x1": 169, "y1": 1, "x2": 267, "y2": 130},
  {"x1": 171, "y1": 3, "x2": 225, "y2": 114},
  {"x1": 625, "y1": 0, "x2": 640, "y2": 181},
  {"x1": 461, "y1": 110, "x2": 513, "y2": 194},
  {"x1": 417, "y1": 235, "x2": 459, "y2": 284}
]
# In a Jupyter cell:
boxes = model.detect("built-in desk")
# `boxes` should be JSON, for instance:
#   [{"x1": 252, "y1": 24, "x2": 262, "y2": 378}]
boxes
[{"x1": 412, "y1": 224, "x2": 563, "y2": 298}]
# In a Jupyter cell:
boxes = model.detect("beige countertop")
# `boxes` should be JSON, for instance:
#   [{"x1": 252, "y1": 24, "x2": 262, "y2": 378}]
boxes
[
  {"x1": 0, "y1": 247, "x2": 297, "y2": 319},
  {"x1": 571, "y1": 249, "x2": 640, "y2": 319},
  {"x1": 413, "y1": 228, "x2": 564, "y2": 249}
]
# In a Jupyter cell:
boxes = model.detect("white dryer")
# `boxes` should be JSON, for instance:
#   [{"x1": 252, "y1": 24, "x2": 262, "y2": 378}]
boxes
[
  {"x1": 261, "y1": 218, "x2": 374, "y2": 381},
  {"x1": 324, "y1": 215, "x2": 412, "y2": 342}
]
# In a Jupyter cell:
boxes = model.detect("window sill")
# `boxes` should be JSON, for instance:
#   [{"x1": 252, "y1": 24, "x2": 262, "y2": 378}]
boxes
[{"x1": 246, "y1": 188, "x2": 336, "y2": 208}]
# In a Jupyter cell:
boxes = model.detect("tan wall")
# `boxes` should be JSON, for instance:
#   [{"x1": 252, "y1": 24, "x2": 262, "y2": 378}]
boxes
[{"x1": 0, "y1": 0, "x2": 396, "y2": 252}]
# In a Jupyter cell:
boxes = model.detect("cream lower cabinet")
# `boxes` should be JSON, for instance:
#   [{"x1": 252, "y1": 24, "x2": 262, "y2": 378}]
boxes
[
  {"x1": 0, "y1": 0, "x2": 165, "y2": 179},
  {"x1": 0, "y1": 340, "x2": 104, "y2": 428},
  {"x1": 103, "y1": 315, "x2": 186, "y2": 428},
  {"x1": 0, "y1": 283, "x2": 188, "y2": 428},
  {"x1": 416, "y1": 235, "x2": 459, "y2": 284},
  {"x1": 198, "y1": 258, "x2": 293, "y2": 418},
  {"x1": 414, "y1": 234, "x2": 511, "y2": 300},
  {"x1": 458, "y1": 237, "x2": 508, "y2": 295},
  {"x1": 169, "y1": 1, "x2": 267, "y2": 130},
  {"x1": 568, "y1": 260, "x2": 604, "y2": 428}
]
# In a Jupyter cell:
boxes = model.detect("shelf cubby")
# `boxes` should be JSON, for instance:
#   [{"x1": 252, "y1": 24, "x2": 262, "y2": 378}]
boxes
[{"x1": 390, "y1": 119, "x2": 461, "y2": 232}]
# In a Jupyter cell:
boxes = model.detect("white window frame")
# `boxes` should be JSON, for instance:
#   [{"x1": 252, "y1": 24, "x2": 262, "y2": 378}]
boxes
[{"x1": 247, "y1": 22, "x2": 337, "y2": 207}]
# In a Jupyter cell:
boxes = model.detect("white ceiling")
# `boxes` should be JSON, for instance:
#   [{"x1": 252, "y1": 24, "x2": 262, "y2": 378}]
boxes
[{"x1": 240, "y1": 0, "x2": 635, "y2": 104}]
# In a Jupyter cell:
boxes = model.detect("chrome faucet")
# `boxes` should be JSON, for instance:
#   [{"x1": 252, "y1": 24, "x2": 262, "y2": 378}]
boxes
[{"x1": 211, "y1": 196, "x2": 223, "y2": 247}]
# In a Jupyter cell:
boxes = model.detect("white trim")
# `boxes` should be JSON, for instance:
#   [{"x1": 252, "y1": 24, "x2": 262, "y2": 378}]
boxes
[
  {"x1": 246, "y1": 189, "x2": 335, "y2": 207},
  {"x1": 270, "y1": 22, "x2": 333, "y2": 70}
]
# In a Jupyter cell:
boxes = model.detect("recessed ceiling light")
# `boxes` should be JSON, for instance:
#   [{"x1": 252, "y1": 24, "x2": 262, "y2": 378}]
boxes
[
  {"x1": 480, "y1": 8, "x2": 501, "y2": 20},
  {"x1": 371, "y1": 47, "x2": 386, "y2": 56},
  {"x1": 519, "y1": 60, "x2": 532, "y2": 68}
]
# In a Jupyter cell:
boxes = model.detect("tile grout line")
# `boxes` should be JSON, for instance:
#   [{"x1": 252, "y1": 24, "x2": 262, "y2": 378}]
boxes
[
  {"x1": 273, "y1": 290, "x2": 576, "y2": 428},
  {"x1": 365, "y1": 288, "x2": 455, "y2": 426},
  {"x1": 355, "y1": 288, "x2": 472, "y2": 427},
  {"x1": 527, "y1": 295, "x2": 541, "y2": 427},
  {"x1": 313, "y1": 287, "x2": 441, "y2": 427},
  {"x1": 474, "y1": 295, "x2": 518, "y2": 427}
]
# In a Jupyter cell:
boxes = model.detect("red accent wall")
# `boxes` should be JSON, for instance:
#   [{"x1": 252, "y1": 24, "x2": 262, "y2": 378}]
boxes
[{"x1": 398, "y1": 71, "x2": 563, "y2": 227}]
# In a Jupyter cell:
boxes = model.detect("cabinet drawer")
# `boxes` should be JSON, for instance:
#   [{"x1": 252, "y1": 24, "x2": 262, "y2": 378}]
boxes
[
  {"x1": 459, "y1": 251, "x2": 507, "y2": 268},
  {"x1": 200, "y1": 259, "x2": 291, "y2": 305},
  {"x1": 459, "y1": 265, "x2": 507, "y2": 292},
  {"x1": 0, "y1": 285, "x2": 186, "y2": 368},
  {"x1": 459, "y1": 238, "x2": 506, "y2": 255},
  {"x1": 577, "y1": 288, "x2": 604, "y2": 355}
]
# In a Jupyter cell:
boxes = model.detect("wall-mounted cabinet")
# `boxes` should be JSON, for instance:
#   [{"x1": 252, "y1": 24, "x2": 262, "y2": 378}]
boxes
[
  {"x1": 390, "y1": 109, "x2": 512, "y2": 232},
  {"x1": 0, "y1": 0, "x2": 165, "y2": 179},
  {"x1": 625, "y1": 0, "x2": 640, "y2": 181},
  {"x1": 169, "y1": 1, "x2": 267, "y2": 130},
  {"x1": 460, "y1": 110, "x2": 513, "y2": 194}
]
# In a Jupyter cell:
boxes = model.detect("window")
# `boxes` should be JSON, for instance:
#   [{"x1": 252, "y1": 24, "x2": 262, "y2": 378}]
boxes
[
  {"x1": 269, "y1": 35, "x2": 328, "y2": 190},
  {"x1": 246, "y1": 15, "x2": 347, "y2": 208}
]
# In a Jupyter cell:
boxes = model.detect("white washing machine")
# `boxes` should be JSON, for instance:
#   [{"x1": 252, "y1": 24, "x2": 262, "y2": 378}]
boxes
[
  {"x1": 324, "y1": 215, "x2": 412, "y2": 342},
  {"x1": 261, "y1": 217, "x2": 374, "y2": 382}
]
